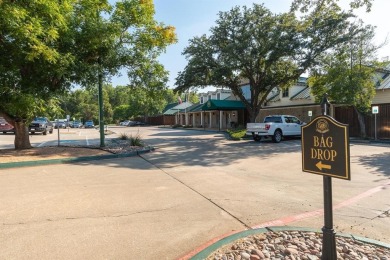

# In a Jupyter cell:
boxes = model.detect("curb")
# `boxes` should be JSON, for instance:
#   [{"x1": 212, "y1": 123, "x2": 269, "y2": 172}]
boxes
[
  {"x1": 0, "y1": 147, "x2": 154, "y2": 169},
  {"x1": 189, "y1": 226, "x2": 390, "y2": 260}
]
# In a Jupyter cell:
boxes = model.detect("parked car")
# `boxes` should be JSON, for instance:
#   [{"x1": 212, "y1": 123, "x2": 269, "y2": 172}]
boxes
[
  {"x1": 71, "y1": 121, "x2": 83, "y2": 128},
  {"x1": 126, "y1": 121, "x2": 137, "y2": 126},
  {"x1": 0, "y1": 117, "x2": 15, "y2": 134},
  {"x1": 119, "y1": 120, "x2": 130, "y2": 126},
  {"x1": 54, "y1": 120, "x2": 67, "y2": 129},
  {"x1": 84, "y1": 120, "x2": 95, "y2": 128},
  {"x1": 246, "y1": 115, "x2": 305, "y2": 143},
  {"x1": 29, "y1": 117, "x2": 53, "y2": 135}
]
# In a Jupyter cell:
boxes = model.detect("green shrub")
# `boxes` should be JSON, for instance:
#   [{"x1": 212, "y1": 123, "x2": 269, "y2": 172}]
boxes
[
  {"x1": 117, "y1": 132, "x2": 143, "y2": 146},
  {"x1": 129, "y1": 134, "x2": 143, "y2": 146},
  {"x1": 227, "y1": 128, "x2": 247, "y2": 140},
  {"x1": 172, "y1": 124, "x2": 182, "y2": 128},
  {"x1": 183, "y1": 125, "x2": 193, "y2": 128},
  {"x1": 118, "y1": 132, "x2": 130, "y2": 140}
]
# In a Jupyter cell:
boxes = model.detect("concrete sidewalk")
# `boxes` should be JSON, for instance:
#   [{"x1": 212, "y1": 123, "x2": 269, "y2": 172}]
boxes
[{"x1": 0, "y1": 156, "x2": 245, "y2": 260}]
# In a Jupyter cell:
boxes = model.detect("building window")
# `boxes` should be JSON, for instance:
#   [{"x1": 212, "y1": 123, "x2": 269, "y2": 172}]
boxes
[
  {"x1": 240, "y1": 85, "x2": 251, "y2": 101},
  {"x1": 200, "y1": 97, "x2": 204, "y2": 104},
  {"x1": 208, "y1": 95, "x2": 211, "y2": 100},
  {"x1": 282, "y1": 88, "x2": 289, "y2": 98},
  {"x1": 217, "y1": 93, "x2": 221, "y2": 100}
]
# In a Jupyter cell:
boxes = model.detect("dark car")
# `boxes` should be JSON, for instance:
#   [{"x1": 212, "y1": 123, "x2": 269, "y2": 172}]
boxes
[
  {"x1": 126, "y1": 121, "x2": 137, "y2": 126},
  {"x1": 29, "y1": 117, "x2": 53, "y2": 135},
  {"x1": 0, "y1": 117, "x2": 15, "y2": 134},
  {"x1": 84, "y1": 120, "x2": 95, "y2": 128},
  {"x1": 127, "y1": 121, "x2": 145, "y2": 126}
]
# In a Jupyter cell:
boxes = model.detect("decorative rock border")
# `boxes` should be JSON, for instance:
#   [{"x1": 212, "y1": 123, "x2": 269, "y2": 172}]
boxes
[{"x1": 190, "y1": 226, "x2": 390, "y2": 260}]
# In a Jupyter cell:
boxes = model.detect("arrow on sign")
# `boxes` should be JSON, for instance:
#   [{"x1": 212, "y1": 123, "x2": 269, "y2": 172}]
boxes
[{"x1": 316, "y1": 161, "x2": 331, "y2": 170}]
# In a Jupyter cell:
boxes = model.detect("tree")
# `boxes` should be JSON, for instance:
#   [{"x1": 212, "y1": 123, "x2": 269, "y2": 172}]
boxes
[
  {"x1": 0, "y1": 0, "x2": 176, "y2": 149},
  {"x1": 290, "y1": 0, "x2": 373, "y2": 12},
  {"x1": 113, "y1": 104, "x2": 131, "y2": 122},
  {"x1": 308, "y1": 24, "x2": 384, "y2": 137},
  {"x1": 174, "y1": 1, "x2": 369, "y2": 122},
  {"x1": 0, "y1": 0, "x2": 75, "y2": 148}
]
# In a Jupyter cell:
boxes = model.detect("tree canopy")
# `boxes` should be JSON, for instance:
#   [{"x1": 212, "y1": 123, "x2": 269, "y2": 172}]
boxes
[
  {"x1": 174, "y1": 0, "x2": 372, "y2": 122},
  {"x1": 0, "y1": 0, "x2": 176, "y2": 149},
  {"x1": 308, "y1": 23, "x2": 385, "y2": 137}
]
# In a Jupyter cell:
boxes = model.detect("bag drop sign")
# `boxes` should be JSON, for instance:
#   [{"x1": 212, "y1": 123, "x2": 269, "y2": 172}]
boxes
[{"x1": 301, "y1": 115, "x2": 350, "y2": 180}]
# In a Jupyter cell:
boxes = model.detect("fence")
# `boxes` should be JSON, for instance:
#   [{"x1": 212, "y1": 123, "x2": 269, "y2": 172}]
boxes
[
  {"x1": 334, "y1": 104, "x2": 390, "y2": 139},
  {"x1": 134, "y1": 115, "x2": 175, "y2": 126}
]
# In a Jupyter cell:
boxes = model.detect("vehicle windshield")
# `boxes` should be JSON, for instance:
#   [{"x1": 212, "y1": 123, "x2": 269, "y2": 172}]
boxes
[
  {"x1": 34, "y1": 117, "x2": 46, "y2": 121},
  {"x1": 264, "y1": 116, "x2": 282, "y2": 123}
]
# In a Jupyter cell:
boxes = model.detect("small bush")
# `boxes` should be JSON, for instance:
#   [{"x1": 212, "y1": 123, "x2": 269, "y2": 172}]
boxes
[
  {"x1": 227, "y1": 128, "x2": 247, "y2": 140},
  {"x1": 172, "y1": 124, "x2": 183, "y2": 128},
  {"x1": 118, "y1": 132, "x2": 130, "y2": 140},
  {"x1": 129, "y1": 134, "x2": 143, "y2": 146},
  {"x1": 183, "y1": 125, "x2": 193, "y2": 128},
  {"x1": 117, "y1": 132, "x2": 143, "y2": 146}
]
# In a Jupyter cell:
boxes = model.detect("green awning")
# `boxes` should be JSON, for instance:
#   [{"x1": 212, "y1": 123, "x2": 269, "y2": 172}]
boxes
[{"x1": 202, "y1": 100, "x2": 246, "y2": 111}]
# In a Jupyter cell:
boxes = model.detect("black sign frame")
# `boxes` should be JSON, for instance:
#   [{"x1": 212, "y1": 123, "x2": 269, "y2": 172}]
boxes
[{"x1": 302, "y1": 115, "x2": 350, "y2": 180}]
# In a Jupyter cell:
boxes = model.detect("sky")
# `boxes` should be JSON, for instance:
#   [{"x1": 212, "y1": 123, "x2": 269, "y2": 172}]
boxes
[{"x1": 112, "y1": 0, "x2": 390, "y2": 91}]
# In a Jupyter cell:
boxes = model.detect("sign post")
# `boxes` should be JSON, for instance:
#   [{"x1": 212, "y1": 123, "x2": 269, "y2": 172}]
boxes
[
  {"x1": 57, "y1": 118, "x2": 60, "y2": 147},
  {"x1": 302, "y1": 94, "x2": 351, "y2": 260},
  {"x1": 372, "y1": 106, "x2": 379, "y2": 140}
]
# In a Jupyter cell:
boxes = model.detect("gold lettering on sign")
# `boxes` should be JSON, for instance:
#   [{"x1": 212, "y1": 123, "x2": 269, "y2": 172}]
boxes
[
  {"x1": 313, "y1": 136, "x2": 333, "y2": 148},
  {"x1": 311, "y1": 136, "x2": 337, "y2": 162},
  {"x1": 311, "y1": 148, "x2": 337, "y2": 161}
]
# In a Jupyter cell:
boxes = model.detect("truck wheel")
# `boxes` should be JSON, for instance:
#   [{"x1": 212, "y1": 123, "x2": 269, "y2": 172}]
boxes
[
  {"x1": 253, "y1": 135, "x2": 261, "y2": 142},
  {"x1": 43, "y1": 129, "x2": 47, "y2": 135},
  {"x1": 272, "y1": 130, "x2": 282, "y2": 143}
]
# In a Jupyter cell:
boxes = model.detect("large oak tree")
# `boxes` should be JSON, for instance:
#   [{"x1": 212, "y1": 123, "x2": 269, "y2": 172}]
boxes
[{"x1": 174, "y1": 0, "x2": 372, "y2": 122}]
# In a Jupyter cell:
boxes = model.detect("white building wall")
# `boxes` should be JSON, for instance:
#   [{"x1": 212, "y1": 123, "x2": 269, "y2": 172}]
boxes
[
  {"x1": 265, "y1": 85, "x2": 314, "y2": 108},
  {"x1": 373, "y1": 89, "x2": 390, "y2": 104},
  {"x1": 199, "y1": 89, "x2": 232, "y2": 103}
]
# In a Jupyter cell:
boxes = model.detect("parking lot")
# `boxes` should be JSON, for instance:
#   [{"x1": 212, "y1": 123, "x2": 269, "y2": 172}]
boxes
[
  {"x1": 0, "y1": 126, "x2": 140, "y2": 149},
  {"x1": 0, "y1": 126, "x2": 389, "y2": 259}
]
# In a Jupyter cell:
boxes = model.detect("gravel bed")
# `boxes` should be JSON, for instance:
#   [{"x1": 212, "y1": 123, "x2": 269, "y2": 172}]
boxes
[
  {"x1": 207, "y1": 230, "x2": 390, "y2": 260},
  {"x1": 100, "y1": 139, "x2": 149, "y2": 154},
  {"x1": 62, "y1": 139, "x2": 150, "y2": 154}
]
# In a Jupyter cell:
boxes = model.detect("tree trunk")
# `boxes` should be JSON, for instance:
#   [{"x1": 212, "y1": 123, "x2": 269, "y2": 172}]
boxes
[
  {"x1": 14, "y1": 121, "x2": 32, "y2": 150},
  {"x1": 354, "y1": 106, "x2": 367, "y2": 138},
  {"x1": 248, "y1": 106, "x2": 261, "y2": 123}
]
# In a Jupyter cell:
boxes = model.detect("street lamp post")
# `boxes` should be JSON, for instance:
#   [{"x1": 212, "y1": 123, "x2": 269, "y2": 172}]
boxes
[{"x1": 98, "y1": 56, "x2": 105, "y2": 147}]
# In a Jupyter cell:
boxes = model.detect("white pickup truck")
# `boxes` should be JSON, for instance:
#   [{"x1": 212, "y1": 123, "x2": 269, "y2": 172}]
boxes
[{"x1": 246, "y1": 115, "x2": 305, "y2": 143}]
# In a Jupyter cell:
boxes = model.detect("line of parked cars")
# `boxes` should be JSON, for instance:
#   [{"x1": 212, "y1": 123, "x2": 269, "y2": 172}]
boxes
[{"x1": 1, "y1": 116, "x2": 96, "y2": 135}]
